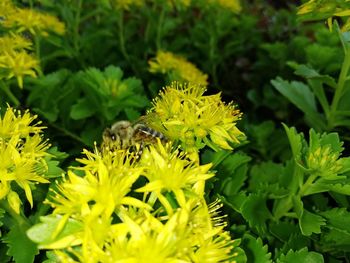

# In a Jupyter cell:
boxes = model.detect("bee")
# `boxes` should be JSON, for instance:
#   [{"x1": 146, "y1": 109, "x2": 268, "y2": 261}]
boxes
[{"x1": 101, "y1": 120, "x2": 167, "y2": 158}]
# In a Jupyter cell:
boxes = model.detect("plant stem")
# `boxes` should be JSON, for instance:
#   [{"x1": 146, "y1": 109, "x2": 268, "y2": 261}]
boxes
[
  {"x1": 48, "y1": 122, "x2": 88, "y2": 146},
  {"x1": 117, "y1": 10, "x2": 139, "y2": 76},
  {"x1": 0, "y1": 200, "x2": 31, "y2": 227},
  {"x1": 0, "y1": 80, "x2": 20, "y2": 106},
  {"x1": 156, "y1": 6, "x2": 165, "y2": 50},
  {"x1": 34, "y1": 34, "x2": 44, "y2": 77},
  {"x1": 329, "y1": 48, "x2": 350, "y2": 128},
  {"x1": 118, "y1": 10, "x2": 129, "y2": 61},
  {"x1": 74, "y1": 0, "x2": 83, "y2": 53},
  {"x1": 208, "y1": 20, "x2": 218, "y2": 85},
  {"x1": 298, "y1": 173, "x2": 318, "y2": 197}
]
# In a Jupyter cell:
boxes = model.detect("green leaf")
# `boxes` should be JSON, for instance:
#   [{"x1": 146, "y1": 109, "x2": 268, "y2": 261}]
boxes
[
  {"x1": 3, "y1": 222, "x2": 38, "y2": 263},
  {"x1": 309, "y1": 129, "x2": 343, "y2": 153},
  {"x1": 245, "y1": 121, "x2": 290, "y2": 160},
  {"x1": 306, "y1": 180, "x2": 350, "y2": 196},
  {"x1": 241, "y1": 234, "x2": 272, "y2": 263},
  {"x1": 241, "y1": 193, "x2": 272, "y2": 234},
  {"x1": 249, "y1": 162, "x2": 289, "y2": 198},
  {"x1": 293, "y1": 197, "x2": 326, "y2": 236},
  {"x1": 221, "y1": 193, "x2": 248, "y2": 213},
  {"x1": 45, "y1": 160, "x2": 64, "y2": 178},
  {"x1": 70, "y1": 98, "x2": 97, "y2": 120},
  {"x1": 321, "y1": 208, "x2": 350, "y2": 232},
  {"x1": 27, "y1": 69, "x2": 72, "y2": 122},
  {"x1": 42, "y1": 147, "x2": 67, "y2": 178},
  {"x1": 231, "y1": 239, "x2": 247, "y2": 263},
  {"x1": 272, "y1": 77, "x2": 317, "y2": 112},
  {"x1": 27, "y1": 215, "x2": 83, "y2": 249},
  {"x1": 272, "y1": 78, "x2": 326, "y2": 129},
  {"x1": 212, "y1": 152, "x2": 251, "y2": 195},
  {"x1": 290, "y1": 63, "x2": 337, "y2": 89},
  {"x1": 0, "y1": 208, "x2": 4, "y2": 228},
  {"x1": 282, "y1": 124, "x2": 302, "y2": 160},
  {"x1": 43, "y1": 251, "x2": 60, "y2": 263},
  {"x1": 277, "y1": 248, "x2": 324, "y2": 263},
  {"x1": 319, "y1": 208, "x2": 350, "y2": 252}
]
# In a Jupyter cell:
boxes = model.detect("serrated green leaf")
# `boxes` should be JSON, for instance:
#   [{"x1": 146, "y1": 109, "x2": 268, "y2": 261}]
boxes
[
  {"x1": 45, "y1": 160, "x2": 64, "y2": 178},
  {"x1": 277, "y1": 248, "x2": 324, "y2": 263},
  {"x1": 269, "y1": 222, "x2": 300, "y2": 243},
  {"x1": 242, "y1": 234, "x2": 272, "y2": 263},
  {"x1": 27, "y1": 69, "x2": 72, "y2": 122},
  {"x1": 249, "y1": 162, "x2": 289, "y2": 198},
  {"x1": 213, "y1": 152, "x2": 251, "y2": 195},
  {"x1": 3, "y1": 222, "x2": 38, "y2": 263},
  {"x1": 293, "y1": 197, "x2": 326, "y2": 236},
  {"x1": 280, "y1": 234, "x2": 310, "y2": 255},
  {"x1": 231, "y1": 239, "x2": 247, "y2": 263},
  {"x1": 309, "y1": 129, "x2": 343, "y2": 153},
  {"x1": 320, "y1": 208, "x2": 350, "y2": 232},
  {"x1": 70, "y1": 98, "x2": 97, "y2": 120},
  {"x1": 221, "y1": 193, "x2": 248, "y2": 213},
  {"x1": 318, "y1": 208, "x2": 350, "y2": 252},
  {"x1": 282, "y1": 124, "x2": 302, "y2": 160},
  {"x1": 241, "y1": 194, "x2": 272, "y2": 234}
]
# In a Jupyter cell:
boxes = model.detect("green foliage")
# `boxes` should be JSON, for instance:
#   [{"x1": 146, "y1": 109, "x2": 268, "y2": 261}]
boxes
[
  {"x1": 277, "y1": 248, "x2": 324, "y2": 263},
  {"x1": 241, "y1": 234, "x2": 272, "y2": 263},
  {"x1": 1, "y1": 0, "x2": 350, "y2": 262},
  {"x1": 3, "y1": 222, "x2": 38, "y2": 263},
  {"x1": 27, "y1": 65, "x2": 148, "y2": 148}
]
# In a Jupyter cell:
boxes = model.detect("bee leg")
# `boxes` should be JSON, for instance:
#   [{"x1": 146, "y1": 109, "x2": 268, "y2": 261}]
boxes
[{"x1": 135, "y1": 141, "x2": 144, "y2": 160}]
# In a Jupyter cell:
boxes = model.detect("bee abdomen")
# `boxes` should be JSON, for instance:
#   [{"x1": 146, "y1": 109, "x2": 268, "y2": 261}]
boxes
[{"x1": 138, "y1": 126, "x2": 167, "y2": 141}]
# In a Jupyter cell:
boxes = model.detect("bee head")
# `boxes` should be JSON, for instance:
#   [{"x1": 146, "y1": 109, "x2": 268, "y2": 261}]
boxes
[{"x1": 110, "y1": 121, "x2": 133, "y2": 140}]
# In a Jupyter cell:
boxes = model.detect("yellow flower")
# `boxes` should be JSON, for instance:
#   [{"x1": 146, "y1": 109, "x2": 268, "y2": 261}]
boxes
[
  {"x1": 166, "y1": 0, "x2": 192, "y2": 9},
  {"x1": 0, "y1": 107, "x2": 49, "y2": 212},
  {"x1": 145, "y1": 82, "x2": 245, "y2": 152},
  {"x1": 32, "y1": 145, "x2": 240, "y2": 262},
  {"x1": 0, "y1": 107, "x2": 43, "y2": 139},
  {"x1": 1, "y1": 6, "x2": 65, "y2": 36},
  {"x1": 105, "y1": 210, "x2": 187, "y2": 263},
  {"x1": 137, "y1": 141, "x2": 214, "y2": 212},
  {"x1": 149, "y1": 51, "x2": 208, "y2": 87},
  {"x1": 0, "y1": 34, "x2": 32, "y2": 53},
  {"x1": 185, "y1": 198, "x2": 237, "y2": 262},
  {"x1": 0, "y1": 51, "x2": 39, "y2": 88},
  {"x1": 0, "y1": 0, "x2": 16, "y2": 18},
  {"x1": 46, "y1": 148, "x2": 148, "y2": 220},
  {"x1": 209, "y1": 0, "x2": 242, "y2": 13},
  {"x1": 110, "y1": 0, "x2": 145, "y2": 10},
  {"x1": 307, "y1": 145, "x2": 343, "y2": 178},
  {"x1": 297, "y1": 0, "x2": 350, "y2": 31}
]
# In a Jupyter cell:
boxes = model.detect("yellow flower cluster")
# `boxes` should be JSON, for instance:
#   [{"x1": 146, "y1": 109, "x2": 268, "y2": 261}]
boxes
[
  {"x1": 0, "y1": 0, "x2": 65, "y2": 36},
  {"x1": 110, "y1": 0, "x2": 145, "y2": 10},
  {"x1": 0, "y1": 34, "x2": 39, "y2": 88},
  {"x1": 298, "y1": 0, "x2": 350, "y2": 31},
  {"x1": 0, "y1": 107, "x2": 49, "y2": 214},
  {"x1": 149, "y1": 51, "x2": 208, "y2": 87},
  {"x1": 0, "y1": 1, "x2": 65, "y2": 88},
  {"x1": 110, "y1": 0, "x2": 191, "y2": 10},
  {"x1": 145, "y1": 82, "x2": 245, "y2": 154},
  {"x1": 38, "y1": 143, "x2": 240, "y2": 262},
  {"x1": 209, "y1": 0, "x2": 242, "y2": 13},
  {"x1": 307, "y1": 145, "x2": 343, "y2": 179}
]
